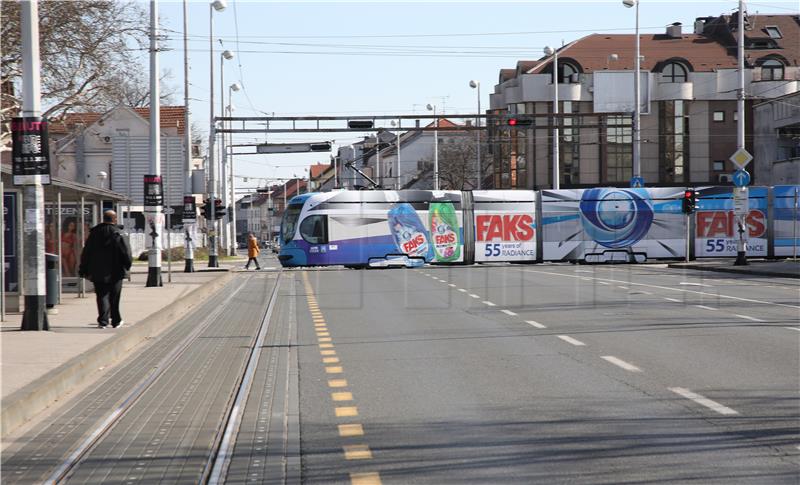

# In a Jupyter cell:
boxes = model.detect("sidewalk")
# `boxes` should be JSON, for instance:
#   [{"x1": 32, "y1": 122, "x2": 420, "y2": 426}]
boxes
[
  {"x1": 0, "y1": 257, "x2": 250, "y2": 439},
  {"x1": 667, "y1": 258, "x2": 800, "y2": 279}
]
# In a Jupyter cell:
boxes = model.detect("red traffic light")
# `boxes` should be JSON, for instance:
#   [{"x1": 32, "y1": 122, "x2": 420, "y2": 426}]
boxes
[
  {"x1": 684, "y1": 190, "x2": 693, "y2": 198},
  {"x1": 508, "y1": 118, "x2": 518, "y2": 126}
]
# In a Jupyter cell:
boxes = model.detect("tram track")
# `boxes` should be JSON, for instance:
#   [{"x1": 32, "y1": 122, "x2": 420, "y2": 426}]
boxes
[{"x1": 27, "y1": 271, "x2": 285, "y2": 485}]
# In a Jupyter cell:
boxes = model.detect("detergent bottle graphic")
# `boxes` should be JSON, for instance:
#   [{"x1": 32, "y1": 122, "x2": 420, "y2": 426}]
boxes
[
  {"x1": 429, "y1": 202, "x2": 461, "y2": 262},
  {"x1": 388, "y1": 203, "x2": 433, "y2": 261}
]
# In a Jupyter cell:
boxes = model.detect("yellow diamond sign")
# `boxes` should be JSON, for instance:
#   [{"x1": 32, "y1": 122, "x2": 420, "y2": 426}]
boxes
[{"x1": 729, "y1": 148, "x2": 753, "y2": 169}]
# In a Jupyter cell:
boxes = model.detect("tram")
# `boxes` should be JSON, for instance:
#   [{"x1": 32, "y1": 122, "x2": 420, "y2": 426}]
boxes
[{"x1": 277, "y1": 186, "x2": 800, "y2": 268}]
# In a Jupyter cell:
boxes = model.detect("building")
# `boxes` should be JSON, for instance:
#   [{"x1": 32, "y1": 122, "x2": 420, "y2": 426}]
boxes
[
  {"x1": 754, "y1": 92, "x2": 800, "y2": 184},
  {"x1": 489, "y1": 13, "x2": 799, "y2": 189}
]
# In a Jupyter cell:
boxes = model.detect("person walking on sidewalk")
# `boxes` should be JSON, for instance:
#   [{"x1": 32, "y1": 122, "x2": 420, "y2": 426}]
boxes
[
  {"x1": 79, "y1": 210, "x2": 133, "y2": 329},
  {"x1": 245, "y1": 233, "x2": 261, "y2": 270}
]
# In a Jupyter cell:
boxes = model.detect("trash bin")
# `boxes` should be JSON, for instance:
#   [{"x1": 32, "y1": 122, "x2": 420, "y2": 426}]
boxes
[{"x1": 45, "y1": 253, "x2": 59, "y2": 308}]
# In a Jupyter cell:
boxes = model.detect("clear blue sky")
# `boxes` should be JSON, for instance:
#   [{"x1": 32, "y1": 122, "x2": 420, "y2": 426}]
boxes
[{"x1": 151, "y1": 0, "x2": 797, "y2": 190}]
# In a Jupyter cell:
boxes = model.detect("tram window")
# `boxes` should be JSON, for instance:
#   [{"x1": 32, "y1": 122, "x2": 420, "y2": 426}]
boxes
[
  {"x1": 300, "y1": 215, "x2": 328, "y2": 244},
  {"x1": 281, "y1": 204, "x2": 302, "y2": 244}
]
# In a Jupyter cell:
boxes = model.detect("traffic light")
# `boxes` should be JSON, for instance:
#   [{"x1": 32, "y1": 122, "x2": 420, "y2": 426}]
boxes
[
  {"x1": 214, "y1": 198, "x2": 226, "y2": 219},
  {"x1": 200, "y1": 199, "x2": 211, "y2": 218},
  {"x1": 506, "y1": 116, "x2": 533, "y2": 128},
  {"x1": 682, "y1": 189, "x2": 698, "y2": 214}
]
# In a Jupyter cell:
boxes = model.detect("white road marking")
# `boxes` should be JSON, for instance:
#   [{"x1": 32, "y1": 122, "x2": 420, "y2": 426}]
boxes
[
  {"x1": 695, "y1": 305, "x2": 718, "y2": 311},
  {"x1": 733, "y1": 314, "x2": 764, "y2": 323},
  {"x1": 575, "y1": 270, "x2": 592, "y2": 273},
  {"x1": 618, "y1": 286, "x2": 629, "y2": 290},
  {"x1": 458, "y1": 288, "x2": 467, "y2": 293},
  {"x1": 663, "y1": 297, "x2": 681, "y2": 303},
  {"x1": 519, "y1": 269, "x2": 800, "y2": 310},
  {"x1": 501, "y1": 309, "x2": 517, "y2": 316},
  {"x1": 669, "y1": 387, "x2": 739, "y2": 415},
  {"x1": 483, "y1": 301, "x2": 497, "y2": 307},
  {"x1": 526, "y1": 320, "x2": 547, "y2": 329},
  {"x1": 469, "y1": 294, "x2": 480, "y2": 299},
  {"x1": 598, "y1": 281, "x2": 610, "y2": 286},
  {"x1": 557, "y1": 335, "x2": 586, "y2": 346},
  {"x1": 785, "y1": 327, "x2": 800, "y2": 332},
  {"x1": 448, "y1": 284, "x2": 457, "y2": 287},
  {"x1": 601, "y1": 356, "x2": 642, "y2": 372},
  {"x1": 680, "y1": 282, "x2": 712, "y2": 287}
]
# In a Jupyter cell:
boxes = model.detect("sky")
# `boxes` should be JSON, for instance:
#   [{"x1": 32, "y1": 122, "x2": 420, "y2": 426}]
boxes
[{"x1": 149, "y1": 0, "x2": 798, "y2": 191}]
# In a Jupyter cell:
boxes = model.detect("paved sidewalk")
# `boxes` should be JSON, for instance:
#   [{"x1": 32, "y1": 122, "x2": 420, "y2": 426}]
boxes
[
  {"x1": 668, "y1": 258, "x2": 800, "y2": 279},
  {"x1": 0, "y1": 257, "x2": 256, "y2": 438}
]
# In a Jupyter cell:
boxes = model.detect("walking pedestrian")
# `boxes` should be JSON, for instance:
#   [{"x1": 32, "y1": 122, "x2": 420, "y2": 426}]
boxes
[
  {"x1": 245, "y1": 232, "x2": 261, "y2": 270},
  {"x1": 79, "y1": 210, "x2": 132, "y2": 329}
]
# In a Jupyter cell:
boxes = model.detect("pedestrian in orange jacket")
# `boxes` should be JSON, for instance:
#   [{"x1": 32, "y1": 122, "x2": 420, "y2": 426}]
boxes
[{"x1": 245, "y1": 233, "x2": 261, "y2": 270}]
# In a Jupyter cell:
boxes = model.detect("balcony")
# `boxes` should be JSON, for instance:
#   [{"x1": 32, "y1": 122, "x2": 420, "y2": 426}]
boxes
[{"x1": 653, "y1": 82, "x2": 693, "y2": 101}]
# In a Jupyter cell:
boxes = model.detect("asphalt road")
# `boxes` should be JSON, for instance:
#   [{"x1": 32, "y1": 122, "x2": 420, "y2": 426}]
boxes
[{"x1": 2, "y1": 261, "x2": 798, "y2": 484}]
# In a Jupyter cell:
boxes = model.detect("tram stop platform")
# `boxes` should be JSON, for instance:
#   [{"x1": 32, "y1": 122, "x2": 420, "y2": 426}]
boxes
[{"x1": 0, "y1": 257, "x2": 250, "y2": 443}]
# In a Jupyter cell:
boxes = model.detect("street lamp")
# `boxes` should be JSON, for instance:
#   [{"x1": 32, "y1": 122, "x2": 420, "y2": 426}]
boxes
[
  {"x1": 544, "y1": 46, "x2": 560, "y2": 190},
  {"x1": 219, "y1": 48, "x2": 234, "y2": 254},
  {"x1": 227, "y1": 81, "x2": 240, "y2": 255},
  {"x1": 391, "y1": 120, "x2": 401, "y2": 189},
  {"x1": 207, "y1": 0, "x2": 226, "y2": 267},
  {"x1": 426, "y1": 103, "x2": 439, "y2": 190},
  {"x1": 469, "y1": 80, "x2": 482, "y2": 190},
  {"x1": 623, "y1": 0, "x2": 642, "y2": 185}
]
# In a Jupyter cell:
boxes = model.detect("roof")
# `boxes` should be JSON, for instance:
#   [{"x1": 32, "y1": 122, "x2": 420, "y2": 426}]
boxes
[
  {"x1": 49, "y1": 105, "x2": 187, "y2": 135},
  {"x1": 309, "y1": 163, "x2": 331, "y2": 179}
]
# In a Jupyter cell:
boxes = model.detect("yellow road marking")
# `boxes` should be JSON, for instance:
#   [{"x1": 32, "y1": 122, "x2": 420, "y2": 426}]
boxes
[
  {"x1": 323, "y1": 357, "x2": 339, "y2": 364},
  {"x1": 318, "y1": 337, "x2": 332, "y2": 343},
  {"x1": 335, "y1": 406, "x2": 358, "y2": 417},
  {"x1": 350, "y1": 472, "x2": 382, "y2": 485},
  {"x1": 332, "y1": 391, "x2": 353, "y2": 401},
  {"x1": 325, "y1": 366, "x2": 343, "y2": 374},
  {"x1": 320, "y1": 350, "x2": 337, "y2": 356},
  {"x1": 317, "y1": 332, "x2": 331, "y2": 337},
  {"x1": 319, "y1": 343, "x2": 334, "y2": 349},
  {"x1": 338, "y1": 424, "x2": 364, "y2": 437},
  {"x1": 328, "y1": 379, "x2": 347, "y2": 387},
  {"x1": 343, "y1": 444, "x2": 372, "y2": 460}
]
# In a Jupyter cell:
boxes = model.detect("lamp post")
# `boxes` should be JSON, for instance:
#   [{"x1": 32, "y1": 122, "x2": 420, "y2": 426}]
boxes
[
  {"x1": 469, "y1": 80, "x2": 481, "y2": 190},
  {"x1": 227, "y1": 81, "x2": 240, "y2": 255},
  {"x1": 182, "y1": 0, "x2": 195, "y2": 273},
  {"x1": 219, "y1": 48, "x2": 233, "y2": 253},
  {"x1": 623, "y1": 0, "x2": 642, "y2": 184},
  {"x1": 207, "y1": 0, "x2": 226, "y2": 268},
  {"x1": 391, "y1": 119, "x2": 401, "y2": 190},
  {"x1": 544, "y1": 46, "x2": 560, "y2": 190},
  {"x1": 426, "y1": 103, "x2": 439, "y2": 190}
]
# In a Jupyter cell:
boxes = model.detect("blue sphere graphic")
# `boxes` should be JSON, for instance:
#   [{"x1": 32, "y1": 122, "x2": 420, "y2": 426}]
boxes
[{"x1": 579, "y1": 189, "x2": 654, "y2": 248}]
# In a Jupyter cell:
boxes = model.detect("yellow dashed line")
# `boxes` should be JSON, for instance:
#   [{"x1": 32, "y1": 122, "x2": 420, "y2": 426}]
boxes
[
  {"x1": 319, "y1": 343, "x2": 334, "y2": 349},
  {"x1": 332, "y1": 391, "x2": 353, "y2": 401},
  {"x1": 323, "y1": 357, "x2": 340, "y2": 364},
  {"x1": 328, "y1": 379, "x2": 348, "y2": 388},
  {"x1": 320, "y1": 350, "x2": 337, "y2": 356},
  {"x1": 335, "y1": 406, "x2": 359, "y2": 417},
  {"x1": 338, "y1": 424, "x2": 364, "y2": 437},
  {"x1": 318, "y1": 337, "x2": 332, "y2": 343},
  {"x1": 343, "y1": 444, "x2": 372, "y2": 460},
  {"x1": 350, "y1": 472, "x2": 382, "y2": 485},
  {"x1": 317, "y1": 332, "x2": 331, "y2": 337},
  {"x1": 326, "y1": 366, "x2": 343, "y2": 374}
]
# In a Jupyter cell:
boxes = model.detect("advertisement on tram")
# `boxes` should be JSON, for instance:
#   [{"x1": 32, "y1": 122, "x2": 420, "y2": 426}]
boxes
[
  {"x1": 472, "y1": 190, "x2": 536, "y2": 262},
  {"x1": 694, "y1": 186, "x2": 768, "y2": 258}
]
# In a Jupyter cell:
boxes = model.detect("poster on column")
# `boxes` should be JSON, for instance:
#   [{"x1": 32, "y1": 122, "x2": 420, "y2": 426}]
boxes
[
  {"x1": 4, "y1": 193, "x2": 18, "y2": 292},
  {"x1": 694, "y1": 186, "x2": 768, "y2": 257},
  {"x1": 44, "y1": 204, "x2": 96, "y2": 279},
  {"x1": 773, "y1": 185, "x2": 800, "y2": 257},
  {"x1": 472, "y1": 190, "x2": 536, "y2": 262}
]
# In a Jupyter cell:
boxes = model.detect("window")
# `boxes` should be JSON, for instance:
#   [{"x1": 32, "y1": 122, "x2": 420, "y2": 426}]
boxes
[
  {"x1": 299, "y1": 215, "x2": 328, "y2": 245},
  {"x1": 660, "y1": 62, "x2": 688, "y2": 83},
  {"x1": 713, "y1": 111, "x2": 725, "y2": 122},
  {"x1": 765, "y1": 26, "x2": 782, "y2": 39},
  {"x1": 561, "y1": 63, "x2": 579, "y2": 84},
  {"x1": 761, "y1": 59, "x2": 784, "y2": 81},
  {"x1": 660, "y1": 100, "x2": 690, "y2": 184},
  {"x1": 713, "y1": 160, "x2": 725, "y2": 172},
  {"x1": 281, "y1": 204, "x2": 303, "y2": 244},
  {"x1": 560, "y1": 101, "x2": 580, "y2": 186},
  {"x1": 605, "y1": 115, "x2": 632, "y2": 184}
]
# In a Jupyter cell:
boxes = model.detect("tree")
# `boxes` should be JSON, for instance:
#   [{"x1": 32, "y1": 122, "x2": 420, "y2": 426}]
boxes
[{"x1": 1, "y1": 0, "x2": 150, "y2": 143}]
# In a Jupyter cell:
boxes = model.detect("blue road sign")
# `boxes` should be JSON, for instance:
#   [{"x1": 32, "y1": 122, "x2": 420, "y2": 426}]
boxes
[
  {"x1": 732, "y1": 169, "x2": 750, "y2": 187},
  {"x1": 630, "y1": 176, "x2": 645, "y2": 188}
]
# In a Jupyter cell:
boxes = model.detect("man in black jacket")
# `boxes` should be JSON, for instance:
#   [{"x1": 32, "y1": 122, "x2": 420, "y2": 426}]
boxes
[{"x1": 79, "y1": 210, "x2": 133, "y2": 329}]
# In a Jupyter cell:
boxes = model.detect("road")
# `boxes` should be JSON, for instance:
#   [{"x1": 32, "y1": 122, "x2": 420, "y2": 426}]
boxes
[{"x1": 2, "y1": 260, "x2": 798, "y2": 484}]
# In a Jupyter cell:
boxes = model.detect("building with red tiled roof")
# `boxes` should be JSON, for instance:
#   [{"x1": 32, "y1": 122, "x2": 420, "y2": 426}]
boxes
[
  {"x1": 490, "y1": 13, "x2": 800, "y2": 188},
  {"x1": 49, "y1": 106, "x2": 187, "y2": 136}
]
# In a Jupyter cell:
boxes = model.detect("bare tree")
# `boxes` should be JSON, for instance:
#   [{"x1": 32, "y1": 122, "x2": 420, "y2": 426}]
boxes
[{"x1": 1, "y1": 0, "x2": 150, "y2": 143}]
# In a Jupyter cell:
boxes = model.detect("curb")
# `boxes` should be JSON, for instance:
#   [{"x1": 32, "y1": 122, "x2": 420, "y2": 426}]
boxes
[
  {"x1": 1, "y1": 271, "x2": 235, "y2": 440},
  {"x1": 666, "y1": 263, "x2": 800, "y2": 279}
]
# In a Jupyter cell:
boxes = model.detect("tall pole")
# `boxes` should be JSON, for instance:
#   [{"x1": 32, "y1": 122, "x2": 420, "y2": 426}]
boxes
[
  {"x1": 396, "y1": 122, "x2": 401, "y2": 190},
  {"x1": 146, "y1": 0, "x2": 163, "y2": 287},
  {"x1": 552, "y1": 48, "x2": 560, "y2": 190},
  {"x1": 19, "y1": 0, "x2": 48, "y2": 329},
  {"x1": 433, "y1": 106, "x2": 439, "y2": 190},
  {"x1": 633, "y1": 0, "x2": 641, "y2": 182},
  {"x1": 182, "y1": 0, "x2": 195, "y2": 272},
  {"x1": 476, "y1": 83, "x2": 481, "y2": 190},
  {"x1": 219, "y1": 51, "x2": 227, "y2": 255},
  {"x1": 207, "y1": 2, "x2": 220, "y2": 267},
  {"x1": 376, "y1": 134, "x2": 381, "y2": 187},
  {"x1": 734, "y1": 0, "x2": 748, "y2": 266},
  {"x1": 228, "y1": 96, "x2": 237, "y2": 254}
]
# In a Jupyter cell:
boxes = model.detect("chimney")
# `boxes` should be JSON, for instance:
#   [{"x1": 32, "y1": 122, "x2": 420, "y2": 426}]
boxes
[
  {"x1": 694, "y1": 18, "x2": 705, "y2": 35},
  {"x1": 666, "y1": 22, "x2": 682, "y2": 38}
]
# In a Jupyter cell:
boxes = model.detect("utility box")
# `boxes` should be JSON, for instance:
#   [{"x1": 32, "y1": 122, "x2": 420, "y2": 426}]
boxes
[{"x1": 45, "y1": 253, "x2": 59, "y2": 308}]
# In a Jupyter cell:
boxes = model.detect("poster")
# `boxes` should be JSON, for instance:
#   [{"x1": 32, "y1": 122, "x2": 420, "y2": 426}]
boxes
[
  {"x1": 44, "y1": 204, "x2": 95, "y2": 278},
  {"x1": 4, "y1": 193, "x2": 18, "y2": 292},
  {"x1": 11, "y1": 117, "x2": 51, "y2": 185},
  {"x1": 473, "y1": 190, "x2": 536, "y2": 262},
  {"x1": 694, "y1": 186, "x2": 768, "y2": 257}
]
